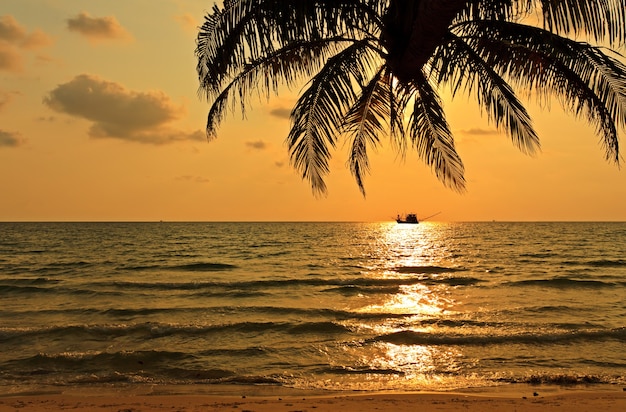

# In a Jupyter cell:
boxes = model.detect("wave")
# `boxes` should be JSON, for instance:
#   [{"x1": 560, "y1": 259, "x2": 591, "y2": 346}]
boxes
[
  {"x1": 215, "y1": 375, "x2": 285, "y2": 385},
  {"x1": 371, "y1": 327, "x2": 626, "y2": 346},
  {"x1": 0, "y1": 284, "x2": 123, "y2": 297},
  {"x1": 2, "y1": 261, "x2": 96, "y2": 276},
  {"x1": 0, "y1": 320, "x2": 354, "y2": 342},
  {"x1": 0, "y1": 277, "x2": 61, "y2": 285},
  {"x1": 11, "y1": 349, "x2": 190, "y2": 369},
  {"x1": 506, "y1": 277, "x2": 622, "y2": 288},
  {"x1": 502, "y1": 373, "x2": 618, "y2": 385},
  {"x1": 0, "y1": 305, "x2": 420, "y2": 324},
  {"x1": 4, "y1": 350, "x2": 239, "y2": 384},
  {"x1": 393, "y1": 265, "x2": 465, "y2": 274},
  {"x1": 197, "y1": 347, "x2": 271, "y2": 357},
  {"x1": 518, "y1": 252, "x2": 557, "y2": 259},
  {"x1": 562, "y1": 258, "x2": 626, "y2": 268},
  {"x1": 322, "y1": 285, "x2": 401, "y2": 295},
  {"x1": 97, "y1": 275, "x2": 481, "y2": 293},
  {"x1": 0, "y1": 284, "x2": 54, "y2": 294},
  {"x1": 586, "y1": 259, "x2": 626, "y2": 267},
  {"x1": 321, "y1": 366, "x2": 405, "y2": 376},
  {"x1": 202, "y1": 305, "x2": 410, "y2": 322},
  {"x1": 122, "y1": 262, "x2": 238, "y2": 272}
]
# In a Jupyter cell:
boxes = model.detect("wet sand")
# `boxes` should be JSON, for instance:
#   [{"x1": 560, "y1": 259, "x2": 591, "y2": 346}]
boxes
[{"x1": 1, "y1": 385, "x2": 624, "y2": 411}]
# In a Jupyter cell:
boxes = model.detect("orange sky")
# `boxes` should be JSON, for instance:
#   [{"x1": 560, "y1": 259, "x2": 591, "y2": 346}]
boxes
[{"x1": 1, "y1": 0, "x2": 625, "y2": 222}]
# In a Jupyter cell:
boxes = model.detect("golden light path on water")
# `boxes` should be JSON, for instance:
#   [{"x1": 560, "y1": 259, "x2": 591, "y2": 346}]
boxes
[{"x1": 333, "y1": 222, "x2": 475, "y2": 390}]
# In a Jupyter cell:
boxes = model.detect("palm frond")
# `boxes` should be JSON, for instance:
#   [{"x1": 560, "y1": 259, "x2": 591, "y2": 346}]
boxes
[
  {"x1": 408, "y1": 71, "x2": 466, "y2": 192},
  {"x1": 456, "y1": 19, "x2": 626, "y2": 162},
  {"x1": 197, "y1": 0, "x2": 625, "y2": 196},
  {"x1": 343, "y1": 67, "x2": 390, "y2": 196},
  {"x1": 287, "y1": 42, "x2": 372, "y2": 195},
  {"x1": 196, "y1": 0, "x2": 383, "y2": 99},
  {"x1": 433, "y1": 32, "x2": 540, "y2": 154},
  {"x1": 457, "y1": 1, "x2": 626, "y2": 45},
  {"x1": 203, "y1": 39, "x2": 348, "y2": 139},
  {"x1": 538, "y1": 0, "x2": 626, "y2": 45},
  {"x1": 551, "y1": 59, "x2": 621, "y2": 163},
  {"x1": 388, "y1": 69, "x2": 414, "y2": 157},
  {"x1": 458, "y1": 0, "x2": 524, "y2": 22}
]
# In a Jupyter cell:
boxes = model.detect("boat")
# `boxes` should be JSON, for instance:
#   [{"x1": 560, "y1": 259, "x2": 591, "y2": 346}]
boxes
[
  {"x1": 396, "y1": 213, "x2": 419, "y2": 224},
  {"x1": 395, "y1": 212, "x2": 441, "y2": 224}
]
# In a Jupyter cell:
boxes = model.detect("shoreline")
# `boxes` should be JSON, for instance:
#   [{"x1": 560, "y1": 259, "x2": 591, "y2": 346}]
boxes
[{"x1": 1, "y1": 384, "x2": 625, "y2": 411}]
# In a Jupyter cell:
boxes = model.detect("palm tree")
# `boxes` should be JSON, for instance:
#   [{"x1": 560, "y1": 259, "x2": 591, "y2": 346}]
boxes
[{"x1": 196, "y1": 0, "x2": 626, "y2": 196}]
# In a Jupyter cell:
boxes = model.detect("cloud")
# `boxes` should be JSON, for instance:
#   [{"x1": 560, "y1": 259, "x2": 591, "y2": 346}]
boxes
[
  {"x1": 245, "y1": 140, "x2": 267, "y2": 150},
  {"x1": 174, "y1": 13, "x2": 198, "y2": 33},
  {"x1": 458, "y1": 127, "x2": 501, "y2": 136},
  {"x1": 0, "y1": 130, "x2": 25, "y2": 147},
  {"x1": 0, "y1": 89, "x2": 17, "y2": 110},
  {"x1": 21, "y1": 29, "x2": 54, "y2": 49},
  {"x1": 175, "y1": 175, "x2": 210, "y2": 183},
  {"x1": 0, "y1": 15, "x2": 53, "y2": 73},
  {"x1": 67, "y1": 12, "x2": 132, "y2": 43},
  {"x1": 0, "y1": 45, "x2": 23, "y2": 72},
  {"x1": 0, "y1": 15, "x2": 53, "y2": 48},
  {"x1": 269, "y1": 107, "x2": 291, "y2": 119},
  {"x1": 0, "y1": 15, "x2": 26, "y2": 43},
  {"x1": 43, "y1": 74, "x2": 204, "y2": 145}
]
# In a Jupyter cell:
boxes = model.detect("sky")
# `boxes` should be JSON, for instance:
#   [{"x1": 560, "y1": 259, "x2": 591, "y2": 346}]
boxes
[{"x1": 1, "y1": 0, "x2": 625, "y2": 222}]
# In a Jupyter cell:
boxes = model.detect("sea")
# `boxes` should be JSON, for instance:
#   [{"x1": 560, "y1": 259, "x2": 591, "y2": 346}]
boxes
[{"x1": 0, "y1": 221, "x2": 625, "y2": 394}]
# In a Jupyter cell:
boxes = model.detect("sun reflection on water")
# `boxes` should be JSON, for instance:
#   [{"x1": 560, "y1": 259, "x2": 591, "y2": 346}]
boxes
[
  {"x1": 374, "y1": 221, "x2": 452, "y2": 270},
  {"x1": 342, "y1": 221, "x2": 467, "y2": 390},
  {"x1": 359, "y1": 221, "x2": 459, "y2": 317},
  {"x1": 359, "y1": 284, "x2": 453, "y2": 317}
]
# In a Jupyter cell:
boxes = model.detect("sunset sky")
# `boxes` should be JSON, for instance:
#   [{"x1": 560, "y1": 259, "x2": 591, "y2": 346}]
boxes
[{"x1": 1, "y1": 0, "x2": 625, "y2": 222}]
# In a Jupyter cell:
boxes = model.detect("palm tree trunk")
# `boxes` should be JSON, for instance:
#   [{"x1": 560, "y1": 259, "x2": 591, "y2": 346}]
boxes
[{"x1": 383, "y1": 0, "x2": 469, "y2": 82}]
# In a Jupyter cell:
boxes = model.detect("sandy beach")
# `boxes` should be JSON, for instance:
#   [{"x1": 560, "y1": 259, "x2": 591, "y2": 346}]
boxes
[{"x1": 1, "y1": 385, "x2": 625, "y2": 412}]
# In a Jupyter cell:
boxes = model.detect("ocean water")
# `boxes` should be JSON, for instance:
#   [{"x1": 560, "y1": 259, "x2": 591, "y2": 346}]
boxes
[{"x1": 0, "y1": 221, "x2": 625, "y2": 393}]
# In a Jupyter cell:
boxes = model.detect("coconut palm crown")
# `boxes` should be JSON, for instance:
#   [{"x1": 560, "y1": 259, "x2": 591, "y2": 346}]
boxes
[{"x1": 196, "y1": 0, "x2": 626, "y2": 196}]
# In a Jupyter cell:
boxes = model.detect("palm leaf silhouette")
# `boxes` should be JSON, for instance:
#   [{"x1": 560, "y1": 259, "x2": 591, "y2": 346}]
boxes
[{"x1": 197, "y1": 0, "x2": 626, "y2": 195}]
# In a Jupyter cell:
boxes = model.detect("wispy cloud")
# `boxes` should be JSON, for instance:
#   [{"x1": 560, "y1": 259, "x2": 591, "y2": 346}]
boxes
[
  {"x1": 0, "y1": 15, "x2": 53, "y2": 73},
  {"x1": 0, "y1": 89, "x2": 17, "y2": 110},
  {"x1": 269, "y1": 107, "x2": 291, "y2": 119},
  {"x1": 0, "y1": 46, "x2": 22, "y2": 72},
  {"x1": 67, "y1": 12, "x2": 132, "y2": 44},
  {"x1": 174, "y1": 13, "x2": 198, "y2": 34},
  {"x1": 175, "y1": 175, "x2": 210, "y2": 183},
  {"x1": 36, "y1": 115, "x2": 57, "y2": 122},
  {"x1": 458, "y1": 127, "x2": 501, "y2": 136},
  {"x1": 245, "y1": 140, "x2": 267, "y2": 150},
  {"x1": 43, "y1": 74, "x2": 204, "y2": 145},
  {"x1": 20, "y1": 28, "x2": 53, "y2": 49},
  {"x1": 0, "y1": 130, "x2": 25, "y2": 147}
]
